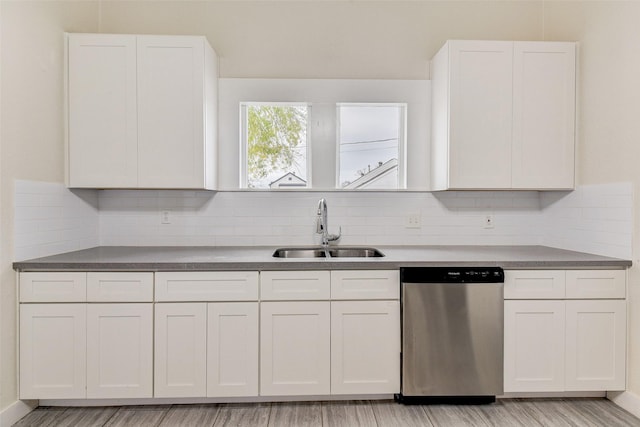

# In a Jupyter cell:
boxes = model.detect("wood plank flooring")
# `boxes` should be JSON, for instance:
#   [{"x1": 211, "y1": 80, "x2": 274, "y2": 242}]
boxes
[{"x1": 12, "y1": 398, "x2": 640, "y2": 427}]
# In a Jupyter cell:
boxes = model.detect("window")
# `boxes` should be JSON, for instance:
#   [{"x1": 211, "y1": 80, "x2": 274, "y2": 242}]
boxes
[
  {"x1": 337, "y1": 103, "x2": 406, "y2": 189},
  {"x1": 224, "y1": 78, "x2": 427, "y2": 191},
  {"x1": 240, "y1": 102, "x2": 309, "y2": 189}
]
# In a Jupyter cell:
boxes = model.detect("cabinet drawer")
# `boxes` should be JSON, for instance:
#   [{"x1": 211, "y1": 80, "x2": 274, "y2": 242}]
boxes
[
  {"x1": 20, "y1": 272, "x2": 86, "y2": 302},
  {"x1": 331, "y1": 270, "x2": 399, "y2": 300},
  {"x1": 566, "y1": 270, "x2": 626, "y2": 299},
  {"x1": 87, "y1": 272, "x2": 153, "y2": 302},
  {"x1": 155, "y1": 272, "x2": 259, "y2": 301},
  {"x1": 504, "y1": 270, "x2": 565, "y2": 299},
  {"x1": 260, "y1": 271, "x2": 330, "y2": 300}
]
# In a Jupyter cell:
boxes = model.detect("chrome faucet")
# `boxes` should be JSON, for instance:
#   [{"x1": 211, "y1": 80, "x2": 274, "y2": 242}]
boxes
[{"x1": 316, "y1": 198, "x2": 341, "y2": 248}]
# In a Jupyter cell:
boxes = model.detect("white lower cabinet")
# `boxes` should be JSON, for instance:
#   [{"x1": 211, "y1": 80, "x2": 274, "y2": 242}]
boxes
[
  {"x1": 504, "y1": 269, "x2": 627, "y2": 393},
  {"x1": 207, "y1": 302, "x2": 259, "y2": 397},
  {"x1": 20, "y1": 304, "x2": 87, "y2": 399},
  {"x1": 154, "y1": 303, "x2": 207, "y2": 398},
  {"x1": 260, "y1": 301, "x2": 331, "y2": 396},
  {"x1": 87, "y1": 303, "x2": 153, "y2": 398},
  {"x1": 565, "y1": 300, "x2": 626, "y2": 391},
  {"x1": 330, "y1": 300, "x2": 400, "y2": 394},
  {"x1": 504, "y1": 300, "x2": 565, "y2": 392},
  {"x1": 154, "y1": 302, "x2": 260, "y2": 398},
  {"x1": 20, "y1": 269, "x2": 399, "y2": 400}
]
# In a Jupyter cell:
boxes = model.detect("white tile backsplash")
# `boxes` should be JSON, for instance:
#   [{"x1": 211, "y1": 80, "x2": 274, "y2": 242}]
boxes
[
  {"x1": 13, "y1": 181, "x2": 634, "y2": 260},
  {"x1": 14, "y1": 180, "x2": 100, "y2": 261},
  {"x1": 540, "y1": 182, "x2": 633, "y2": 259}
]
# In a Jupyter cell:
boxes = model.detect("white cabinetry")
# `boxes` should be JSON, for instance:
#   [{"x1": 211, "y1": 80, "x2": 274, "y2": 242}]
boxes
[
  {"x1": 260, "y1": 301, "x2": 331, "y2": 396},
  {"x1": 87, "y1": 303, "x2": 153, "y2": 398},
  {"x1": 504, "y1": 300, "x2": 566, "y2": 392},
  {"x1": 259, "y1": 270, "x2": 400, "y2": 396},
  {"x1": 565, "y1": 300, "x2": 626, "y2": 391},
  {"x1": 153, "y1": 272, "x2": 259, "y2": 398},
  {"x1": 504, "y1": 270, "x2": 626, "y2": 393},
  {"x1": 207, "y1": 302, "x2": 259, "y2": 397},
  {"x1": 20, "y1": 303, "x2": 87, "y2": 399},
  {"x1": 66, "y1": 33, "x2": 217, "y2": 190},
  {"x1": 154, "y1": 303, "x2": 207, "y2": 398},
  {"x1": 19, "y1": 272, "x2": 154, "y2": 400},
  {"x1": 20, "y1": 269, "x2": 399, "y2": 401},
  {"x1": 431, "y1": 40, "x2": 575, "y2": 190},
  {"x1": 331, "y1": 300, "x2": 400, "y2": 394}
]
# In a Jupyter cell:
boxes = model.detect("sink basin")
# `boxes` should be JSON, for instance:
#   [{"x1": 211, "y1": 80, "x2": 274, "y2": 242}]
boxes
[
  {"x1": 272, "y1": 248, "x2": 328, "y2": 258},
  {"x1": 328, "y1": 247, "x2": 384, "y2": 258},
  {"x1": 272, "y1": 247, "x2": 384, "y2": 258}
]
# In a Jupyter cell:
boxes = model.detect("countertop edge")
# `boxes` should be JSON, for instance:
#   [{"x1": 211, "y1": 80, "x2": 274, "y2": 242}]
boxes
[{"x1": 13, "y1": 246, "x2": 632, "y2": 272}]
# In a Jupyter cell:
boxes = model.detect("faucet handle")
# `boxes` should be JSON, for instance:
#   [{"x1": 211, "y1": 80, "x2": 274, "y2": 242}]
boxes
[{"x1": 328, "y1": 226, "x2": 342, "y2": 242}]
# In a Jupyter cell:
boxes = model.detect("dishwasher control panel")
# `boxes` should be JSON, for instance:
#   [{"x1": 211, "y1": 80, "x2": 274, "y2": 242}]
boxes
[{"x1": 401, "y1": 267, "x2": 504, "y2": 283}]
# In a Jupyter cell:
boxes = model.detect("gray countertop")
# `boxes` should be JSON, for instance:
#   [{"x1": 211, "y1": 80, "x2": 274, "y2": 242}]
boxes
[{"x1": 12, "y1": 245, "x2": 632, "y2": 271}]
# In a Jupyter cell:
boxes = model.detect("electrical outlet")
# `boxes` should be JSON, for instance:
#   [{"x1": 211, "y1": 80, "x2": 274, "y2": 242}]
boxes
[
  {"x1": 406, "y1": 213, "x2": 421, "y2": 229},
  {"x1": 484, "y1": 214, "x2": 494, "y2": 229},
  {"x1": 161, "y1": 210, "x2": 171, "y2": 224}
]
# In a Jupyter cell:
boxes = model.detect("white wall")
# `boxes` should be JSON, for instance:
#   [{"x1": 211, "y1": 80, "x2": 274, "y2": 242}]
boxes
[
  {"x1": 543, "y1": 0, "x2": 640, "y2": 399},
  {"x1": 0, "y1": 0, "x2": 98, "y2": 413}
]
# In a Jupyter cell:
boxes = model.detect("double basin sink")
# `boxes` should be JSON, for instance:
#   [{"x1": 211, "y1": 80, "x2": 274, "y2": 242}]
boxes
[{"x1": 273, "y1": 247, "x2": 384, "y2": 259}]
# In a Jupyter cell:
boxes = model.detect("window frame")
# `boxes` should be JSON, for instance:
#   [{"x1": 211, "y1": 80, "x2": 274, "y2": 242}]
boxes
[
  {"x1": 335, "y1": 102, "x2": 408, "y2": 190},
  {"x1": 239, "y1": 101, "x2": 312, "y2": 189},
  {"x1": 217, "y1": 78, "x2": 430, "y2": 191}
]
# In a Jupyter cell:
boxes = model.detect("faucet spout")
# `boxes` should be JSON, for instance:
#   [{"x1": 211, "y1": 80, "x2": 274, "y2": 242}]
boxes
[{"x1": 316, "y1": 198, "x2": 340, "y2": 247}]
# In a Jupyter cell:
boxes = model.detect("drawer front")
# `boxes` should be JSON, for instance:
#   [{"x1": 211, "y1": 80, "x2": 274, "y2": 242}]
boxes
[
  {"x1": 331, "y1": 270, "x2": 399, "y2": 300},
  {"x1": 20, "y1": 272, "x2": 86, "y2": 302},
  {"x1": 87, "y1": 272, "x2": 153, "y2": 302},
  {"x1": 566, "y1": 270, "x2": 626, "y2": 299},
  {"x1": 155, "y1": 271, "x2": 259, "y2": 301},
  {"x1": 504, "y1": 270, "x2": 566, "y2": 299},
  {"x1": 260, "y1": 271, "x2": 330, "y2": 300}
]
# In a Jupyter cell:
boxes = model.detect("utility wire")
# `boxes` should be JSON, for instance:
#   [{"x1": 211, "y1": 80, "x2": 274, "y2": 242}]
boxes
[{"x1": 340, "y1": 137, "x2": 398, "y2": 145}]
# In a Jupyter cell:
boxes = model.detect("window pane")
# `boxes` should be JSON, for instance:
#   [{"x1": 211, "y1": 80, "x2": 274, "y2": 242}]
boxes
[
  {"x1": 338, "y1": 104, "x2": 405, "y2": 189},
  {"x1": 243, "y1": 103, "x2": 309, "y2": 189}
]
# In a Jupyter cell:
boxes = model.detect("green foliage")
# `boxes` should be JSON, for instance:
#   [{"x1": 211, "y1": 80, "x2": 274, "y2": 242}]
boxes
[{"x1": 247, "y1": 105, "x2": 307, "y2": 188}]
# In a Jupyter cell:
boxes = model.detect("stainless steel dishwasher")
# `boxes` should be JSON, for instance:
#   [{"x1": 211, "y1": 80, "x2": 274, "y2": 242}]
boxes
[{"x1": 398, "y1": 267, "x2": 504, "y2": 404}]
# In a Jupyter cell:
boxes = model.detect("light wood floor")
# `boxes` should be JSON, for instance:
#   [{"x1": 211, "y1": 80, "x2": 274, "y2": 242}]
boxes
[{"x1": 12, "y1": 398, "x2": 640, "y2": 427}]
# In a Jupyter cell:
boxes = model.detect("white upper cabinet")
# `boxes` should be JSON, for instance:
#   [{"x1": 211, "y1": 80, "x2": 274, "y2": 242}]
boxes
[
  {"x1": 67, "y1": 34, "x2": 138, "y2": 188},
  {"x1": 430, "y1": 40, "x2": 576, "y2": 190},
  {"x1": 66, "y1": 33, "x2": 217, "y2": 190},
  {"x1": 512, "y1": 42, "x2": 576, "y2": 189}
]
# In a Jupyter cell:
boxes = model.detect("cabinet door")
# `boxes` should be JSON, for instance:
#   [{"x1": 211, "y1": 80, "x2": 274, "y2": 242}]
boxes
[
  {"x1": 565, "y1": 300, "x2": 626, "y2": 391},
  {"x1": 137, "y1": 36, "x2": 207, "y2": 189},
  {"x1": 331, "y1": 301, "x2": 400, "y2": 394},
  {"x1": 260, "y1": 301, "x2": 330, "y2": 396},
  {"x1": 512, "y1": 42, "x2": 575, "y2": 189},
  {"x1": 207, "y1": 302, "x2": 259, "y2": 397},
  {"x1": 448, "y1": 40, "x2": 513, "y2": 189},
  {"x1": 330, "y1": 270, "x2": 399, "y2": 300},
  {"x1": 20, "y1": 304, "x2": 86, "y2": 399},
  {"x1": 87, "y1": 304, "x2": 153, "y2": 398},
  {"x1": 67, "y1": 34, "x2": 138, "y2": 188},
  {"x1": 155, "y1": 271, "x2": 259, "y2": 302},
  {"x1": 504, "y1": 270, "x2": 566, "y2": 299},
  {"x1": 565, "y1": 270, "x2": 626, "y2": 299},
  {"x1": 20, "y1": 272, "x2": 86, "y2": 302},
  {"x1": 504, "y1": 300, "x2": 565, "y2": 392},
  {"x1": 260, "y1": 271, "x2": 330, "y2": 301},
  {"x1": 155, "y1": 303, "x2": 207, "y2": 398},
  {"x1": 87, "y1": 272, "x2": 153, "y2": 302}
]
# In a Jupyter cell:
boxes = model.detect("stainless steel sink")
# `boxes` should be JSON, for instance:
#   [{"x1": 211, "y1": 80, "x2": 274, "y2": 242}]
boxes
[
  {"x1": 272, "y1": 248, "x2": 328, "y2": 258},
  {"x1": 272, "y1": 247, "x2": 384, "y2": 258},
  {"x1": 328, "y1": 247, "x2": 384, "y2": 258}
]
